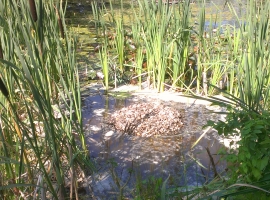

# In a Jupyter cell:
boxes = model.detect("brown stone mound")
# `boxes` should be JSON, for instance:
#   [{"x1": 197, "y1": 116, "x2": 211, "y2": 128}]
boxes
[{"x1": 108, "y1": 102, "x2": 184, "y2": 137}]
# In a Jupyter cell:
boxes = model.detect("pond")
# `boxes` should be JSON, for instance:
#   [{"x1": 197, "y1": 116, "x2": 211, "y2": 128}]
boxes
[
  {"x1": 81, "y1": 82, "x2": 231, "y2": 198},
  {"x1": 67, "y1": 0, "x2": 242, "y2": 198}
]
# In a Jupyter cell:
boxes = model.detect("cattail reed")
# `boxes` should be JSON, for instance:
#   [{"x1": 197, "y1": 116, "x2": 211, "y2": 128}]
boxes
[
  {"x1": 29, "y1": 0, "x2": 37, "y2": 22},
  {"x1": 54, "y1": 5, "x2": 65, "y2": 39}
]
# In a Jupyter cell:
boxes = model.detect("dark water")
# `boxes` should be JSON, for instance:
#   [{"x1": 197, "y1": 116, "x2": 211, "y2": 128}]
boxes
[{"x1": 81, "y1": 83, "x2": 227, "y2": 198}]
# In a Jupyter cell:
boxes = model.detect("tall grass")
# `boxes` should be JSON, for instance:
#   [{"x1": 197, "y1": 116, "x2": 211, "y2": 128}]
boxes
[
  {"x1": 218, "y1": 0, "x2": 270, "y2": 110},
  {"x1": 93, "y1": 0, "x2": 195, "y2": 92},
  {"x1": 90, "y1": 0, "x2": 270, "y2": 198},
  {"x1": 93, "y1": 0, "x2": 242, "y2": 94},
  {"x1": 115, "y1": 18, "x2": 125, "y2": 73},
  {"x1": 188, "y1": 0, "x2": 270, "y2": 199},
  {"x1": 0, "y1": 0, "x2": 95, "y2": 199},
  {"x1": 132, "y1": 0, "x2": 194, "y2": 92},
  {"x1": 99, "y1": 43, "x2": 110, "y2": 90}
]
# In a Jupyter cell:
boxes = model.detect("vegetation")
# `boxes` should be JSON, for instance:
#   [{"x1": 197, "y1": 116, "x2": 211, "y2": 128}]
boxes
[
  {"x1": 90, "y1": 0, "x2": 270, "y2": 199},
  {"x1": 0, "y1": 0, "x2": 94, "y2": 199},
  {"x1": 134, "y1": 175, "x2": 163, "y2": 199},
  {"x1": 1, "y1": 0, "x2": 270, "y2": 199},
  {"x1": 197, "y1": 0, "x2": 270, "y2": 198},
  {"x1": 91, "y1": 0, "x2": 235, "y2": 95}
]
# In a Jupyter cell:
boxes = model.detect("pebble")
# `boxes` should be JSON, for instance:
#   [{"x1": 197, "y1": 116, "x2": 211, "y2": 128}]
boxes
[{"x1": 104, "y1": 130, "x2": 114, "y2": 137}]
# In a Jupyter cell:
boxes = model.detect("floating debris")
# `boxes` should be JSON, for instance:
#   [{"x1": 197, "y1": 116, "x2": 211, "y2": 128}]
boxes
[{"x1": 108, "y1": 102, "x2": 184, "y2": 137}]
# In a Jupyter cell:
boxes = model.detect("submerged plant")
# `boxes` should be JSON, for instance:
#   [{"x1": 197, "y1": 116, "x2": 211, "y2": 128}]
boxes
[
  {"x1": 135, "y1": 175, "x2": 163, "y2": 200},
  {"x1": 107, "y1": 158, "x2": 133, "y2": 200}
]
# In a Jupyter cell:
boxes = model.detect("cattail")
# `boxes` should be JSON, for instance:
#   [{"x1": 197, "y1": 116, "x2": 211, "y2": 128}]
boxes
[
  {"x1": 54, "y1": 5, "x2": 65, "y2": 39},
  {"x1": 29, "y1": 0, "x2": 37, "y2": 22}
]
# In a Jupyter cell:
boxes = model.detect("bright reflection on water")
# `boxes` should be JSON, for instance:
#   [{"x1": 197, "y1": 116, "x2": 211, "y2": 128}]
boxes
[{"x1": 82, "y1": 84, "x2": 227, "y2": 197}]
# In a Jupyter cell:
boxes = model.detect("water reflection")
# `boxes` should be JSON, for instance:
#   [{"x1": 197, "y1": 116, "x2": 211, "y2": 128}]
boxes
[
  {"x1": 82, "y1": 86, "x2": 227, "y2": 197},
  {"x1": 65, "y1": 0, "x2": 245, "y2": 20}
]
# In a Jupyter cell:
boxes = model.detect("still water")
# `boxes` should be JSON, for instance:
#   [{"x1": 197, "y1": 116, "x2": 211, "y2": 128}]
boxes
[{"x1": 81, "y1": 83, "x2": 228, "y2": 198}]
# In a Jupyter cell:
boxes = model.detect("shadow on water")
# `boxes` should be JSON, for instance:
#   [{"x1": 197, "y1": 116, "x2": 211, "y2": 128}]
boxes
[{"x1": 82, "y1": 83, "x2": 228, "y2": 198}]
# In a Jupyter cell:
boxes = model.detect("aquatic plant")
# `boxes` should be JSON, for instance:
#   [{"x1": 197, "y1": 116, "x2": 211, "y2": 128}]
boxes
[
  {"x1": 92, "y1": 0, "x2": 194, "y2": 92},
  {"x1": 99, "y1": 42, "x2": 110, "y2": 90},
  {"x1": 186, "y1": 1, "x2": 270, "y2": 198},
  {"x1": 92, "y1": 0, "x2": 239, "y2": 94},
  {"x1": 130, "y1": 0, "x2": 195, "y2": 92},
  {"x1": 0, "y1": 0, "x2": 95, "y2": 198},
  {"x1": 134, "y1": 175, "x2": 163, "y2": 199},
  {"x1": 107, "y1": 158, "x2": 133, "y2": 200}
]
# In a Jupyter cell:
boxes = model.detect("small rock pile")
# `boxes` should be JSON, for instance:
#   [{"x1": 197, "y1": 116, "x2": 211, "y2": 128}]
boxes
[{"x1": 108, "y1": 102, "x2": 184, "y2": 137}]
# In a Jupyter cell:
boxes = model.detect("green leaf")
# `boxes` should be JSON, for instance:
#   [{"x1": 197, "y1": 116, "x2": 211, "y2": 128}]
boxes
[
  {"x1": 260, "y1": 139, "x2": 270, "y2": 144},
  {"x1": 259, "y1": 157, "x2": 269, "y2": 171},
  {"x1": 246, "y1": 151, "x2": 251, "y2": 159},
  {"x1": 253, "y1": 129, "x2": 262, "y2": 134},
  {"x1": 239, "y1": 153, "x2": 246, "y2": 161},
  {"x1": 254, "y1": 125, "x2": 264, "y2": 129},
  {"x1": 252, "y1": 168, "x2": 262, "y2": 180},
  {"x1": 161, "y1": 175, "x2": 170, "y2": 200}
]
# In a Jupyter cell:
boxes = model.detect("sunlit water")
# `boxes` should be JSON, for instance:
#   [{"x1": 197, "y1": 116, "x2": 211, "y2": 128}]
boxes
[{"x1": 81, "y1": 83, "x2": 228, "y2": 198}]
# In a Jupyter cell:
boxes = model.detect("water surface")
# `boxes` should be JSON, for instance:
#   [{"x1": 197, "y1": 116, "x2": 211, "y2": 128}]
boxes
[{"x1": 82, "y1": 83, "x2": 227, "y2": 198}]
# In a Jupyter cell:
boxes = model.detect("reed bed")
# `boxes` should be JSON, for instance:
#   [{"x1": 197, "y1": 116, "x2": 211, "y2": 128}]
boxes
[
  {"x1": 0, "y1": 0, "x2": 95, "y2": 199},
  {"x1": 93, "y1": 0, "x2": 270, "y2": 100},
  {"x1": 91, "y1": 0, "x2": 270, "y2": 198}
]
